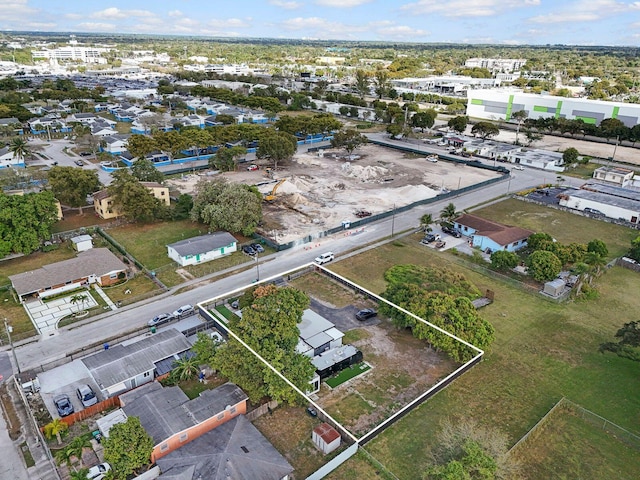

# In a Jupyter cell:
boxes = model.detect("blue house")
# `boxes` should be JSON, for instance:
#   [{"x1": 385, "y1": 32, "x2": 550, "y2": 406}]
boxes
[{"x1": 454, "y1": 214, "x2": 533, "y2": 253}]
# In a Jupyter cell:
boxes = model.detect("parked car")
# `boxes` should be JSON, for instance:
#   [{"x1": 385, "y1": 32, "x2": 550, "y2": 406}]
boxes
[
  {"x1": 76, "y1": 384, "x2": 97, "y2": 408},
  {"x1": 356, "y1": 308, "x2": 377, "y2": 321},
  {"x1": 79, "y1": 151, "x2": 92, "y2": 157},
  {"x1": 435, "y1": 240, "x2": 447, "y2": 249},
  {"x1": 426, "y1": 155, "x2": 438, "y2": 163},
  {"x1": 74, "y1": 159, "x2": 84, "y2": 166},
  {"x1": 242, "y1": 245, "x2": 256, "y2": 256},
  {"x1": 148, "y1": 313, "x2": 174, "y2": 327},
  {"x1": 584, "y1": 208, "x2": 603, "y2": 215},
  {"x1": 421, "y1": 233, "x2": 441, "y2": 244},
  {"x1": 314, "y1": 252, "x2": 334, "y2": 265},
  {"x1": 53, "y1": 394, "x2": 74, "y2": 417},
  {"x1": 172, "y1": 304, "x2": 195, "y2": 318},
  {"x1": 441, "y1": 226, "x2": 461, "y2": 238},
  {"x1": 250, "y1": 243, "x2": 265, "y2": 253},
  {"x1": 512, "y1": 165, "x2": 524, "y2": 171},
  {"x1": 306, "y1": 406, "x2": 318, "y2": 417},
  {"x1": 86, "y1": 462, "x2": 111, "y2": 480},
  {"x1": 247, "y1": 164, "x2": 259, "y2": 171}
]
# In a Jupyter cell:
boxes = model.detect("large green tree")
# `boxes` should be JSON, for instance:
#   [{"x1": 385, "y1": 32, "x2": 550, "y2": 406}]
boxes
[
  {"x1": 0, "y1": 190, "x2": 59, "y2": 256},
  {"x1": 330, "y1": 128, "x2": 368, "y2": 155},
  {"x1": 373, "y1": 68, "x2": 390, "y2": 99},
  {"x1": 471, "y1": 121, "x2": 500, "y2": 140},
  {"x1": 380, "y1": 265, "x2": 493, "y2": 362},
  {"x1": 490, "y1": 250, "x2": 519, "y2": 271},
  {"x1": 411, "y1": 109, "x2": 437, "y2": 132},
  {"x1": 628, "y1": 235, "x2": 640, "y2": 262},
  {"x1": 108, "y1": 170, "x2": 166, "y2": 223},
  {"x1": 600, "y1": 321, "x2": 640, "y2": 362},
  {"x1": 448, "y1": 116, "x2": 469, "y2": 134},
  {"x1": 130, "y1": 158, "x2": 165, "y2": 183},
  {"x1": 191, "y1": 178, "x2": 262, "y2": 236},
  {"x1": 212, "y1": 285, "x2": 316, "y2": 404},
  {"x1": 48, "y1": 166, "x2": 101, "y2": 213},
  {"x1": 256, "y1": 130, "x2": 297, "y2": 170},
  {"x1": 210, "y1": 146, "x2": 247, "y2": 171},
  {"x1": 440, "y1": 203, "x2": 460, "y2": 223},
  {"x1": 103, "y1": 416, "x2": 153, "y2": 479},
  {"x1": 126, "y1": 134, "x2": 157, "y2": 160},
  {"x1": 526, "y1": 250, "x2": 562, "y2": 282},
  {"x1": 354, "y1": 69, "x2": 371, "y2": 98},
  {"x1": 562, "y1": 147, "x2": 579, "y2": 165}
]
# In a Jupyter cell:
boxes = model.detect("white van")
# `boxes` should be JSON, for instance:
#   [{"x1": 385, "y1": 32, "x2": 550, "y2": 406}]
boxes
[{"x1": 314, "y1": 252, "x2": 334, "y2": 265}]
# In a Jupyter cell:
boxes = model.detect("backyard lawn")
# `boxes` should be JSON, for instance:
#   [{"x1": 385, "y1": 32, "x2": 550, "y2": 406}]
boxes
[{"x1": 328, "y1": 234, "x2": 640, "y2": 479}]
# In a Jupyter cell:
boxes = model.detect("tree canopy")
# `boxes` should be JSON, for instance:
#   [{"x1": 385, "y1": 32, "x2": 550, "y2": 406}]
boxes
[
  {"x1": 108, "y1": 170, "x2": 167, "y2": 223},
  {"x1": 47, "y1": 166, "x2": 101, "y2": 211},
  {"x1": 0, "y1": 190, "x2": 59, "y2": 256},
  {"x1": 103, "y1": 416, "x2": 154, "y2": 479},
  {"x1": 212, "y1": 285, "x2": 316, "y2": 404},
  {"x1": 330, "y1": 128, "x2": 368, "y2": 155},
  {"x1": 130, "y1": 158, "x2": 165, "y2": 183},
  {"x1": 526, "y1": 250, "x2": 562, "y2": 282},
  {"x1": 191, "y1": 178, "x2": 262, "y2": 236},
  {"x1": 256, "y1": 129, "x2": 298, "y2": 170},
  {"x1": 380, "y1": 265, "x2": 493, "y2": 362},
  {"x1": 471, "y1": 121, "x2": 500, "y2": 140},
  {"x1": 411, "y1": 109, "x2": 437, "y2": 132},
  {"x1": 448, "y1": 116, "x2": 469, "y2": 134},
  {"x1": 599, "y1": 321, "x2": 640, "y2": 362}
]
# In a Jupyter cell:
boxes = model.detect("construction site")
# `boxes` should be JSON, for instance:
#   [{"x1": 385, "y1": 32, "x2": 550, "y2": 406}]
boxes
[{"x1": 168, "y1": 143, "x2": 502, "y2": 244}]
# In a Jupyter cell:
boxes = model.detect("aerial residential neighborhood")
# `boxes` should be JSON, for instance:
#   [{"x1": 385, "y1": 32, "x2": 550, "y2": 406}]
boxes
[{"x1": 0, "y1": 3, "x2": 640, "y2": 480}]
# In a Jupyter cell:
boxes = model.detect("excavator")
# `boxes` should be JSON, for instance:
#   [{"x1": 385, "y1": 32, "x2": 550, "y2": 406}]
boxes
[{"x1": 264, "y1": 178, "x2": 286, "y2": 202}]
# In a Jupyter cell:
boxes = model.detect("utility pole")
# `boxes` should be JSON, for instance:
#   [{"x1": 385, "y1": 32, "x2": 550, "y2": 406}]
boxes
[
  {"x1": 4, "y1": 318, "x2": 20, "y2": 374},
  {"x1": 391, "y1": 203, "x2": 396, "y2": 237},
  {"x1": 255, "y1": 252, "x2": 260, "y2": 282}
]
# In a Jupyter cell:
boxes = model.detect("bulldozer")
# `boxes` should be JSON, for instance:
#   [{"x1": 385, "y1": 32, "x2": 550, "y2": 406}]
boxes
[{"x1": 264, "y1": 178, "x2": 286, "y2": 202}]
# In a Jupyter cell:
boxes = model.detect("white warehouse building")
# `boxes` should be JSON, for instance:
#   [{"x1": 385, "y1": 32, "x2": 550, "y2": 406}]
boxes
[{"x1": 466, "y1": 90, "x2": 640, "y2": 127}]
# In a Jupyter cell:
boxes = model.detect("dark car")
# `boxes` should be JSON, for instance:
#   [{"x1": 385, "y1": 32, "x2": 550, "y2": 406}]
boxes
[
  {"x1": 242, "y1": 245, "x2": 256, "y2": 256},
  {"x1": 148, "y1": 313, "x2": 174, "y2": 327},
  {"x1": 441, "y1": 226, "x2": 461, "y2": 238},
  {"x1": 250, "y1": 243, "x2": 265, "y2": 253},
  {"x1": 79, "y1": 151, "x2": 92, "y2": 157},
  {"x1": 422, "y1": 233, "x2": 441, "y2": 244},
  {"x1": 306, "y1": 406, "x2": 318, "y2": 417},
  {"x1": 53, "y1": 394, "x2": 74, "y2": 417},
  {"x1": 356, "y1": 308, "x2": 377, "y2": 321}
]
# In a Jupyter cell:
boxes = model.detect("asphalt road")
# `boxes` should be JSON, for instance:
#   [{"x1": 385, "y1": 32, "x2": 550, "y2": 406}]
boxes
[{"x1": 9, "y1": 136, "x2": 585, "y2": 372}]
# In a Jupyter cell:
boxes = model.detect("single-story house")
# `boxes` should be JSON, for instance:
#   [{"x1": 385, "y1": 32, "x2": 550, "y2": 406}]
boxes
[
  {"x1": 167, "y1": 232, "x2": 237, "y2": 267},
  {"x1": 297, "y1": 309, "x2": 344, "y2": 358},
  {"x1": 155, "y1": 415, "x2": 293, "y2": 480},
  {"x1": 0, "y1": 146, "x2": 24, "y2": 168},
  {"x1": 9, "y1": 247, "x2": 128, "y2": 303},
  {"x1": 93, "y1": 182, "x2": 169, "y2": 219},
  {"x1": 454, "y1": 214, "x2": 534, "y2": 252},
  {"x1": 119, "y1": 381, "x2": 248, "y2": 463},
  {"x1": 67, "y1": 112, "x2": 99, "y2": 125},
  {"x1": 82, "y1": 329, "x2": 193, "y2": 398},
  {"x1": 101, "y1": 134, "x2": 130, "y2": 154},
  {"x1": 558, "y1": 187, "x2": 640, "y2": 224}
]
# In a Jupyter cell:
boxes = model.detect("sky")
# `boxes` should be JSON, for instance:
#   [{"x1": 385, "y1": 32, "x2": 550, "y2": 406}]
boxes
[{"x1": 3, "y1": 0, "x2": 640, "y2": 46}]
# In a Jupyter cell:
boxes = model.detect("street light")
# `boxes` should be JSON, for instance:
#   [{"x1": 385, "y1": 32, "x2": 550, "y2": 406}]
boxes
[
  {"x1": 4, "y1": 318, "x2": 20, "y2": 374},
  {"x1": 255, "y1": 252, "x2": 260, "y2": 282}
]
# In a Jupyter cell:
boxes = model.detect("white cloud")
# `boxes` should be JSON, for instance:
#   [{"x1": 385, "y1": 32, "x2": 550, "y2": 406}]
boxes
[
  {"x1": 91, "y1": 8, "x2": 155, "y2": 20},
  {"x1": 374, "y1": 24, "x2": 429, "y2": 39},
  {"x1": 528, "y1": 0, "x2": 635, "y2": 24},
  {"x1": 168, "y1": 10, "x2": 184, "y2": 17},
  {"x1": 269, "y1": 0, "x2": 302, "y2": 9},
  {"x1": 4, "y1": 0, "x2": 39, "y2": 21},
  {"x1": 401, "y1": 0, "x2": 540, "y2": 17},
  {"x1": 207, "y1": 18, "x2": 251, "y2": 29},
  {"x1": 76, "y1": 22, "x2": 117, "y2": 31},
  {"x1": 315, "y1": 0, "x2": 372, "y2": 6}
]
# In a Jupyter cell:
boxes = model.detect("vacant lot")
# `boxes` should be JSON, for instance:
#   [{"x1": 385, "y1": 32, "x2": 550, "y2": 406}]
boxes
[
  {"x1": 328, "y1": 235, "x2": 640, "y2": 479},
  {"x1": 511, "y1": 409, "x2": 640, "y2": 480},
  {"x1": 474, "y1": 197, "x2": 636, "y2": 258}
]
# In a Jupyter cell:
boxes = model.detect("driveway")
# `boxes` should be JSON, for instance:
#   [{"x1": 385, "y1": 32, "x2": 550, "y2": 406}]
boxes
[
  {"x1": 309, "y1": 298, "x2": 381, "y2": 332},
  {"x1": 24, "y1": 291, "x2": 98, "y2": 337},
  {"x1": 37, "y1": 359, "x2": 97, "y2": 418}
]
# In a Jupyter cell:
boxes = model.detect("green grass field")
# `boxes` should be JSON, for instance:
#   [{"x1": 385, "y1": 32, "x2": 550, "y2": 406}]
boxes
[
  {"x1": 325, "y1": 363, "x2": 371, "y2": 388},
  {"x1": 328, "y1": 233, "x2": 640, "y2": 479}
]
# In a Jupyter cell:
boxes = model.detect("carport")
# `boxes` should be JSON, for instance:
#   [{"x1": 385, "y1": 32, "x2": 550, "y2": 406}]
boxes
[{"x1": 37, "y1": 359, "x2": 99, "y2": 418}]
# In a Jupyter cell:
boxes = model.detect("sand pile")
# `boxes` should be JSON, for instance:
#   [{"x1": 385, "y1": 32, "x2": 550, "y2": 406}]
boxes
[
  {"x1": 291, "y1": 176, "x2": 314, "y2": 192},
  {"x1": 344, "y1": 163, "x2": 389, "y2": 181},
  {"x1": 295, "y1": 154, "x2": 325, "y2": 167},
  {"x1": 272, "y1": 179, "x2": 300, "y2": 195}
]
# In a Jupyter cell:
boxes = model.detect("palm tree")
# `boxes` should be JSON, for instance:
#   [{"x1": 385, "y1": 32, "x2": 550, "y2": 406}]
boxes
[
  {"x1": 44, "y1": 418, "x2": 68, "y2": 445},
  {"x1": 420, "y1": 213, "x2": 433, "y2": 233},
  {"x1": 9, "y1": 137, "x2": 31, "y2": 163},
  {"x1": 171, "y1": 356, "x2": 200, "y2": 381},
  {"x1": 440, "y1": 203, "x2": 460, "y2": 223},
  {"x1": 70, "y1": 294, "x2": 88, "y2": 313},
  {"x1": 67, "y1": 435, "x2": 92, "y2": 468},
  {"x1": 584, "y1": 252, "x2": 607, "y2": 279},
  {"x1": 69, "y1": 469, "x2": 90, "y2": 480}
]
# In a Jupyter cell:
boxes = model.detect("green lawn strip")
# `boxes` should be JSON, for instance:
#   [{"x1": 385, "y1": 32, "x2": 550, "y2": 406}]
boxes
[
  {"x1": 107, "y1": 220, "x2": 205, "y2": 270},
  {"x1": 511, "y1": 410, "x2": 640, "y2": 480},
  {"x1": 0, "y1": 288, "x2": 34, "y2": 340},
  {"x1": 473, "y1": 197, "x2": 636, "y2": 258},
  {"x1": 562, "y1": 162, "x2": 599, "y2": 179},
  {"x1": 325, "y1": 362, "x2": 371, "y2": 388},
  {"x1": 214, "y1": 305, "x2": 239, "y2": 321},
  {"x1": 101, "y1": 274, "x2": 160, "y2": 304},
  {"x1": 184, "y1": 251, "x2": 254, "y2": 278},
  {"x1": 329, "y1": 237, "x2": 640, "y2": 479},
  {"x1": 19, "y1": 442, "x2": 35, "y2": 468}
]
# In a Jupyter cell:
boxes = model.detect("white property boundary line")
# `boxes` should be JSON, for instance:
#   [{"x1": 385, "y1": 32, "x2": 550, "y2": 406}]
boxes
[{"x1": 197, "y1": 262, "x2": 485, "y2": 475}]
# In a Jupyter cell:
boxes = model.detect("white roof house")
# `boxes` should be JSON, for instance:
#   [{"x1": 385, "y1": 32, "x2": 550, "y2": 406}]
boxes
[{"x1": 167, "y1": 232, "x2": 237, "y2": 267}]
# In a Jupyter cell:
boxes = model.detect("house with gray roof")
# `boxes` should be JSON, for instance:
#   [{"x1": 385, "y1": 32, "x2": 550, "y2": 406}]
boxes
[
  {"x1": 156, "y1": 415, "x2": 293, "y2": 480},
  {"x1": 167, "y1": 232, "x2": 237, "y2": 267},
  {"x1": 119, "y1": 381, "x2": 249, "y2": 463},
  {"x1": 81, "y1": 329, "x2": 192, "y2": 397},
  {"x1": 9, "y1": 247, "x2": 128, "y2": 303}
]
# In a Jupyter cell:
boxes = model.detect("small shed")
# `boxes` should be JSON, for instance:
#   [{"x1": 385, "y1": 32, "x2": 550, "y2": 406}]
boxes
[
  {"x1": 71, "y1": 234, "x2": 93, "y2": 252},
  {"x1": 312, "y1": 423, "x2": 341, "y2": 455},
  {"x1": 543, "y1": 278, "x2": 565, "y2": 297}
]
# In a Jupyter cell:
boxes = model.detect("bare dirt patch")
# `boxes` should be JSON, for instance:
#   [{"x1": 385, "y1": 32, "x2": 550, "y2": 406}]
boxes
[
  {"x1": 318, "y1": 320, "x2": 457, "y2": 437},
  {"x1": 168, "y1": 144, "x2": 501, "y2": 244}
]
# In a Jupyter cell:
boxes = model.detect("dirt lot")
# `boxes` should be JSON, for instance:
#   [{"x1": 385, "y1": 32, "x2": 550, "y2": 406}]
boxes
[
  {"x1": 168, "y1": 144, "x2": 500, "y2": 244},
  {"x1": 318, "y1": 321, "x2": 456, "y2": 437}
]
